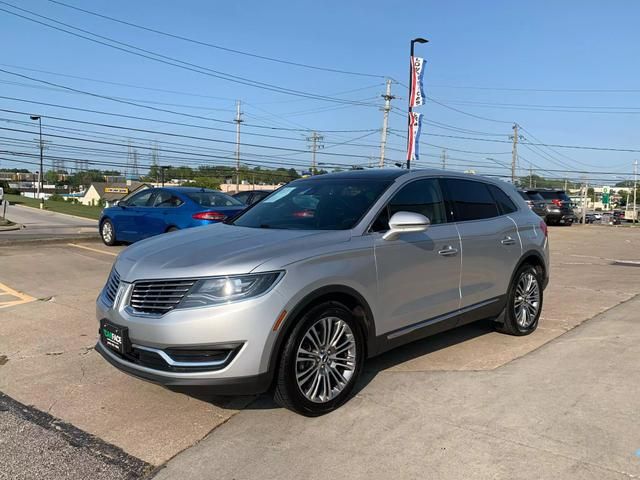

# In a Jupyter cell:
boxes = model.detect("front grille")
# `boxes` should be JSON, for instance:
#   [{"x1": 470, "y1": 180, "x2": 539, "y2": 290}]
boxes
[
  {"x1": 102, "y1": 269, "x2": 120, "y2": 307},
  {"x1": 129, "y1": 279, "x2": 196, "y2": 314}
]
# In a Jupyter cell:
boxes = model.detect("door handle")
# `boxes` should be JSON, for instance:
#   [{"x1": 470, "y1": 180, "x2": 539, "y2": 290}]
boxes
[
  {"x1": 501, "y1": 236, "x2": 516, "y2": 246},
  {"x1": 438, "y1": 245, "x2": 459, "y2": 256}
]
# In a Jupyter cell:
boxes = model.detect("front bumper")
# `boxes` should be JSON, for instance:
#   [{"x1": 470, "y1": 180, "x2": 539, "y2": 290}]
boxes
[
  {"x1": 95, "y1": 282, "x2": 286, "y2": 393},
  {"x1": 96, "y1": 341, "x2": 271, "y2": 394}
]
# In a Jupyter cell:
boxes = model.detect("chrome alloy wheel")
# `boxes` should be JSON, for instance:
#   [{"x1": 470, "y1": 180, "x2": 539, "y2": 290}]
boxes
[
  {"x1": 295, "y1": 316, "x2": 357, "y2": 403},
  {"x1": 102, "y1": 221, "x2": 113, "y2": 243},
  {"x1": 514, "y1": 272, "x2": 540, "y2": 328}
]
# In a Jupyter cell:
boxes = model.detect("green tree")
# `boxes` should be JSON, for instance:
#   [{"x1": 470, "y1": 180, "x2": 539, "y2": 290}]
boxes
[
  {"x1": 44, "y1": 170, "x2": 59, "y2": 185},
  {"x1": 183, "y1": 176, "x2": 222, "y2": 190}
]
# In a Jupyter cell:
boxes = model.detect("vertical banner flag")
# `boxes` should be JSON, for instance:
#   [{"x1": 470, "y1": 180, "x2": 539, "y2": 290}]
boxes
[
  {"x1": 409, "y1": 56, "x2": 426, "y2": 107},
  {"x1": 407, "y1": 112, "x2": 422, "y2": 161}
]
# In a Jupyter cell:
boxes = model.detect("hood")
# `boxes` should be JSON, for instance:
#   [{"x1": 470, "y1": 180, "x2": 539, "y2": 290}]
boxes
[{"x1": 115, "y1": 223, "x2": 351, "y2": 281}]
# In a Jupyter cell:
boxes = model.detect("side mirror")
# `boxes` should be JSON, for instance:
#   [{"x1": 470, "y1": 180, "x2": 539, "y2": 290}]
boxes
[
  {"x1": 117, "y1": 200, "x2": 127, "y2": 208},
  {"x1": 382, "y1": 211, "x2": 430, "y2": 241}
]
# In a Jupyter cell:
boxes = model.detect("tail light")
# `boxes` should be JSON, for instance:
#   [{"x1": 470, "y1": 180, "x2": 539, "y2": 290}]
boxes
[
  {"x1": 551, "y1": 198, "x2": 562, "y2": 207},
  {"x1": 540, "y1": 220, "x2": 548, "y2": 237},
  {"x1": 192, "y1": 211, "x2": 227, "y2": 221}
]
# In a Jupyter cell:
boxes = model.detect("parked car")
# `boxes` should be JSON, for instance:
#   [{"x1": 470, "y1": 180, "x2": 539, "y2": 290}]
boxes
[
  {"x1": 232, "y1": 189, "x2": 273, "y2": 206},
  {"x1": 99, "y1": 187, "x2": 245, "y2": 245},
  {"x1": 518, "y1": 190, "x2": 548, "y2": 219},
  {"x1": 535, "y1": 189, "x2": 576, "y2": 225},
  {"x1": 96, "y1": 170, "x2": 549, "y2": 416},
  {"x1": 578, "y1": 212, "x2": 596, "y2": 224}
]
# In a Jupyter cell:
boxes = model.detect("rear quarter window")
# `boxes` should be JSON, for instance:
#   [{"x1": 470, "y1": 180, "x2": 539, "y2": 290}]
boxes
[{"x1": 489, "y1": 184, "x2": 518, "y2": 214}]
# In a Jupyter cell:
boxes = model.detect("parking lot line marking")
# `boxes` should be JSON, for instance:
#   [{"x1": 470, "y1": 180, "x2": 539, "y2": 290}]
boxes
[
  {"x1": 67, "y1": 243, "x2": 118, "y2": 257},
  {"x1": 0, "y1": 282, "x2": 36, "y2": 309}
]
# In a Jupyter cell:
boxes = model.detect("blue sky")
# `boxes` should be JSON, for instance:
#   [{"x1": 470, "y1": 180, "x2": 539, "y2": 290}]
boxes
[{"x1": 1, "y1": 0, "x2": 639, "y2": 183}]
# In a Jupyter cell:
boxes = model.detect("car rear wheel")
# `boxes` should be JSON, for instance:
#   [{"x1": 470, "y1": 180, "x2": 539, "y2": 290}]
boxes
[
  {"x1": 495, "y1": 264, "x2": 542, "y2": 336},
  {"x1": 274, "y1": 301, "x2": 364, "y2": 416},
  {"x1": 100, "y1": 219, "x2": 117, "y2": 246},
  {"x1": 166, "y1": 226, "x2": 179, "y2": 233}
]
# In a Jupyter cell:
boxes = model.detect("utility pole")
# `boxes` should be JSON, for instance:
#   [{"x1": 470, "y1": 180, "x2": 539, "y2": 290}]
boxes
[
  {"x1": 634, "y1": 159, "x2": 638, "y2": 224},
  {"x1": 234, "y1": 100, "x2": 243, "y2": 193},
  {"x1": 29, "y1": 115, "x2": 44, "y2": 208},
  {"x1": 510, "y1": 123, "x2": 519, "y2": 185},
  {"x1": 379, "y1": 79, "x2": 394, "y2": 167},
  {"x1": 307, "y1": 131, "x2": 324, "y2": 175},
  {"x1": 441, "y1": 149, "x2": 447, "y2": 169},
  {"x1": 529, "y1": 164, "x2": 533, "y2": 188},
  {"x1": 581, "y1": 176, "x2": 587, "y2": 225}
]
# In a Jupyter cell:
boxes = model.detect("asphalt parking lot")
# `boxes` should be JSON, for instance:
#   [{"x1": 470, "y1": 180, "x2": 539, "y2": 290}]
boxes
[{"x1": 1, "y1": 225, "x2": 639, "y2": 479}]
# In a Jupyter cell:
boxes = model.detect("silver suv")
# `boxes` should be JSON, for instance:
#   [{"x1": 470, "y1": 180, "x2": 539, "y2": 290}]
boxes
[{"x1": 96, "y1": 170, "x2": 549, "y2": 416}]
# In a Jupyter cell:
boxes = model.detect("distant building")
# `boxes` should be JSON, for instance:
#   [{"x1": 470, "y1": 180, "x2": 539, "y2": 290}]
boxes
[{"x1": 81, "y1": 181, "x2": 149, "y2": 207}]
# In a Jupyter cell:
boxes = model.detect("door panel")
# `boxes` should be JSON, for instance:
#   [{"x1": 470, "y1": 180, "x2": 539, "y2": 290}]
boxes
[
  {"x1": 371, "y1": 177, "x2": 461, "y2": 335},
  {"x1": 441, "y1": 178, "x2": 522, "y2": 310},
  {"x1": 456, "y1": 216, "x2": 521, "y2": 308},
  {"x1": 374, "y1": 225, "x2": 462, "y2": 335},
  {"x1": 119, "y1": 189, "x2": 154, "y2": 242}
]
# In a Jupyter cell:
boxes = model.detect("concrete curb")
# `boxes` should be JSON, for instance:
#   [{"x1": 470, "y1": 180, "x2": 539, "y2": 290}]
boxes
[
  {"x1": 0, "y1": 223, "x2": 24, "y2": 232},
  {"x1": 0, "y1": 234, "x2": 101, "y2": 246},
  {"x1": 12, "y1": 203, "x2": 100, "y2": 224}
]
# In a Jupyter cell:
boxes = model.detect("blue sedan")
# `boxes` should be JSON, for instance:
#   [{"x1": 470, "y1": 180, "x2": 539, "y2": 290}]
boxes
[{"x1": 99, "y1": 187, "x2": 245, "y2": 245}]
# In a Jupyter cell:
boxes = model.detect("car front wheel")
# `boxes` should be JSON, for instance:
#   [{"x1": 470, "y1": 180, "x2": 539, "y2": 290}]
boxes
[
  {"x1": 100, "y1": 219, "x2": 117, "y2": 246},
  {"x1": 274, "y1": 301, "x2": 364, "y2": 416},
  {"x1": 495, "y1": 264, "x2": 542, "y2": 336}
]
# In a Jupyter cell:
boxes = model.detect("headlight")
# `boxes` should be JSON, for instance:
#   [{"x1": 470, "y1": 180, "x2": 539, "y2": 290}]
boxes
[{"x1": 177, "y1": 272, "x2": 283, "y2": 309}]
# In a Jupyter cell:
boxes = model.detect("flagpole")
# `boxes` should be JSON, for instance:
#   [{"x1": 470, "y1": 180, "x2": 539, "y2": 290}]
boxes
[{"x1": 407, "y1": 37, "x2": 428, "y2": 170}]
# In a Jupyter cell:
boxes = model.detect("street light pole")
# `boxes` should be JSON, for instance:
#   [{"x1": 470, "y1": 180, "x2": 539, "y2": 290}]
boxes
[
  {"x1": 30, "y1": 115, "x2": 44, "y2": 209},
  {"x1": 407, "y1": 37, "x2": 428, "y2": 170}
]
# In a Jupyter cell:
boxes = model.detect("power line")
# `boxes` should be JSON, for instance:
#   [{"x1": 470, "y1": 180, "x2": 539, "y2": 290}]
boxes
[
  {"x1": 432, "y1": 97, "x2": 640, "y2": 114},
  {"x1": 0, "y1": 99, "x2": 379, "y2": 135},
  {"x1": 0, "y1": 63, "x2": 384, "y2": 107},
  {"x1": 0, "y1": 125, "x2": 397, "y2": 162},
  {"x1": 426, "y1": 97, "x2": 513, "y2": 124},
  {"x1": 425, "y1": 84, "x2": 640, "y2": 94},
  {"x1": 47, "y1": 0, "x2": 386, "y2": 79},
  {"x1": 0, "y1": 3, "x2": 380, "y2": 105}
]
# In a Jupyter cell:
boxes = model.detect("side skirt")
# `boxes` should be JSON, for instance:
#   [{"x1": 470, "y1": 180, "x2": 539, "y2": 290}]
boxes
[{"x1": 372, "y1": 296, "x2": 506, "y2": 356}]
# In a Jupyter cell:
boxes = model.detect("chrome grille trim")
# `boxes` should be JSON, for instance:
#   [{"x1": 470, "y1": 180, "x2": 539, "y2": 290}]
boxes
[
  {"x1": 129, "y1": 279, "x2": 196, "y2": 314},
  {"x1": 102, "y1": 269, "x2": 120, "y2": 307}
]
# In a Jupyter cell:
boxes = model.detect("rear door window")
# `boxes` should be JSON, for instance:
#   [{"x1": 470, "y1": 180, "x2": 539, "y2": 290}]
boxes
[
  {"x1": 443, "y1": 179, "x2": 500, "y2": 221},
  {"x1": 152, "y1": 190, "x2": 183, "y2": 207}
]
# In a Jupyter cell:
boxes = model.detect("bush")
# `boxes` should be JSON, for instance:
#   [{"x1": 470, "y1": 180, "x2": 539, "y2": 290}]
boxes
[{"x1": 48, "y1": 193, "x2": 65, "y2": 202}]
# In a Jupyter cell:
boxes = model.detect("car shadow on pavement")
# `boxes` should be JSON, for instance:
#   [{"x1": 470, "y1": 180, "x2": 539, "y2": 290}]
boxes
[{"x1": 169, "y1": 319, "x2": 494, "y2": 412}]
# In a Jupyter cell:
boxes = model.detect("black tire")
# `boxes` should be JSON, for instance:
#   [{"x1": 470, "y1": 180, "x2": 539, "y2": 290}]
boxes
[
  {"x1": 273, "y1": 301, "x2": 365, "y2": 416},
  {"x1": 495, "y1": 264, "x2": 543, "y2": 336},
  {"x1": 100, "y1": 219, "x2": 117, "y2": 246}
]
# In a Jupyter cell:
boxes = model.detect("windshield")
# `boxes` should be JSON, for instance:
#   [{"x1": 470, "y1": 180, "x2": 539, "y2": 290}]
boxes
[
  {"x1": 232, "y1": 178, "x2": 391, "y2": 230},
  {"x1": 185, "y1": 191, "x2": 243, "y2": 207}
]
